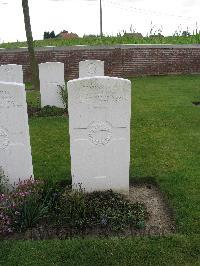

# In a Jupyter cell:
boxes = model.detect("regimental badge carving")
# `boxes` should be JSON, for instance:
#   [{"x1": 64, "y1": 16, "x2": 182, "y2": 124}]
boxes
[
  {"x1": 88, "y1": 63, "x2": 97, "y2": 75},
  {"x1": 88, "y1": 121, "x2": 112, "y2": 146},
  {"x1": 0, "y1": 128, "x2": 9, "y2": 150}
]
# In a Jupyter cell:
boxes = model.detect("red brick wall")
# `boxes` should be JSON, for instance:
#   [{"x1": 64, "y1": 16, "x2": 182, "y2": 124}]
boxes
[{"x1": 0, "y1": 44, "x2": 200, "y2": 81}]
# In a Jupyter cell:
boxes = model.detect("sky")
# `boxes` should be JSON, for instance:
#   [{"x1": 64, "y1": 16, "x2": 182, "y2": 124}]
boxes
[{"x1": 0, "y1": 0, "x2": 200, "y2": 43}]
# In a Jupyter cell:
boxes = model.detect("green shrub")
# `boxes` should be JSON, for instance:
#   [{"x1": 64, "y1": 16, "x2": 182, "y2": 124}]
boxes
[
  {"x1": 53, "y1": 187, "x2": 87, "y2": 232},
  {"x1": 58, "y1": 84, "x2": 68, "y2": 113},
  {"x1": 39, "y1": 106, "x2": 65, "y2": 117},
  {"x1": 28, "y1": 105, "x2": 65, "y2": 118},
  {"x1": 0, "y1": 167, "x2": 8, "y2": 193},
  {"x1": 1, "y1": 179, "x2": 49, "y2": 233}
]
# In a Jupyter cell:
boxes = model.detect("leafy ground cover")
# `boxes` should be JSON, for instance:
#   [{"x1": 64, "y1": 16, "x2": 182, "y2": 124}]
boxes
[
  {"x1": 1, "y1": 75, "x2": 199, "y2": 265},
  {"x1": 0, "y1": 178, "x2": 147, "y2": 239},
  {"x1": 1, "y1": 35, "x2": 200, "y2": 49}
]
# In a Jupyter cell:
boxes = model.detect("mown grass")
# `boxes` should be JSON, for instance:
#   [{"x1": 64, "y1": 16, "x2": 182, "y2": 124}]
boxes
[
  {"x1": 130, "y1": 75, "x2": 200, "y2": 235},
  {"x1": 26, "y1": 90, "x2": 40, "y2": 108},
  {"x1": 1, "y1": 34, "x2": 200, "y2": 49},
  {"x1": 1, "y1": 75, "x2": 199, "y2": 265},
  {"x1": 0, "y1": 236, "x2": 199, "y2": 265}
]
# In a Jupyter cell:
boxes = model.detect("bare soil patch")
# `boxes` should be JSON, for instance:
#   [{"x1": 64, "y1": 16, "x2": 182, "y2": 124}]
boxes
[{"x1": 129, "y1": 184, "x2": 175, "y2": 236}]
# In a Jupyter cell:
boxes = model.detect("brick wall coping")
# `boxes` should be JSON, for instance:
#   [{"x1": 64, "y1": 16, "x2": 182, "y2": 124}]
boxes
[{"x1": 1, "y1": 44, "x2": 200, "y2": 53}]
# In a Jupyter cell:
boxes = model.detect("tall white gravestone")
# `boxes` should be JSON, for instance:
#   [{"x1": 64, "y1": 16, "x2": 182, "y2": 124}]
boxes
[
  {"x1": 0, "y1": 64, "x2": 23, "y2": 83},
  {"x1": 79, "y1": 60, "x2": 104, "y2": 78},
  {"x1": 0, "y1": 81, "x2": 33, "y2": 185},
  {"x1": 68, "y1": 77, "x2": 131, "y2": 193},
  {"x1": 39, "y1": 62, "x2": 65, "y2": 108}
]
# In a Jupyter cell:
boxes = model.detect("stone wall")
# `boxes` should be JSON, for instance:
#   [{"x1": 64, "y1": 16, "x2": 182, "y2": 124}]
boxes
[{"x1": 0, "y1": 44, "x2": 200, "y2": 81}]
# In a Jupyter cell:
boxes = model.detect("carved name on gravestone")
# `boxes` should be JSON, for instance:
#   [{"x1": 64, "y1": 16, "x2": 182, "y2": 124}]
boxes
[
  {"x1": 0, "y1": 64, "x2": 23, "y2": 83},
  {"x1": 68, "y1": 77, "x2": 131, "y2": 193},
  {"x1": 79, "y1": 60, "x2": 104, "y2": 78},
  {"x1": 39, "y1": 62, "x2": 65, "y2": 108},
  {"x1": 0, "y1": 81, "x2": 33, "y2": 185}
]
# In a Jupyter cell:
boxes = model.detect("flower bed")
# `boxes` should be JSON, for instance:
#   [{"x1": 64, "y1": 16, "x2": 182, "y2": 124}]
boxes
[{"x1": 0, "y1": 178, "x2": 148, "y2": 240}]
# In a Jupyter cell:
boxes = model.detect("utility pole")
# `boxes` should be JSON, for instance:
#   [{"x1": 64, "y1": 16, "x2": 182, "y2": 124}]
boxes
[{"x1": 100, "y1": 0, "x2": 103, "y2": 37}]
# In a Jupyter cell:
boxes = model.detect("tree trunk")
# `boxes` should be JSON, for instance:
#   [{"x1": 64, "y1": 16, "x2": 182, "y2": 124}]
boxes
[{"x1": 22, "y1": 0, "x2": 40, "y2": 90}]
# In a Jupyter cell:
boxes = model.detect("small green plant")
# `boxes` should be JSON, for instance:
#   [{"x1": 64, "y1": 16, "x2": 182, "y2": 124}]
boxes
[
  {"x1": 54, "y1": 186, "x2": 87, "y2": 232},
  {"x1": 13, "y1": 193, "x2": 49, "y2": 231},
  {"x1": 58, "y1": 84, "x2": 68, "y2": 113},
  {"x1": 1, "y1": 178, "x2": 49, "y2": 233},
  {"x1": 0, "y1": 167, "x2": 8, "y2": 193}
]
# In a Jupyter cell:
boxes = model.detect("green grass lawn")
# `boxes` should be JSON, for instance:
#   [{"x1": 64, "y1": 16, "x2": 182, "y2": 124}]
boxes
[
  {"x1": 26, "y1": 90, "x2": 40, "y2": 108},
  {"x1": 1, "y1": 34, "x2": 200, "y2": 49},
  {"x1": 1, "y1": 75, "x2": 200, "y2": 265}
]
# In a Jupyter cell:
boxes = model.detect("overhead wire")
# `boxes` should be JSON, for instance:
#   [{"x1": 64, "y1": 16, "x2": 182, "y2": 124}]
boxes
[{"x1": 104, "y1": 0, "x2": 198, "y2": 22}]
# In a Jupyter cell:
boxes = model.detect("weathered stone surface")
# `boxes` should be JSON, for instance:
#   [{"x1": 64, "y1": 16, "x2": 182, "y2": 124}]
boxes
[
  {"x1": 67, "y1": 77, "x2": 131, "y2": 193},
  {"x1": 0, "y1": 64, "x2": 23, "y2": 83},
  {"x1": 0, "y1": 82, "x2": 33, "y2": 185},
  {"x1": 39, "y1": 62, "x2": 65, "y2": 108},
  {"x1": 79, "y1": 60, "x2": 104, "y2": 78}
]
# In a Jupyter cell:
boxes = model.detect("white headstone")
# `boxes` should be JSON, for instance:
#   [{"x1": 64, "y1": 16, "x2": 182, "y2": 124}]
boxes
[
  {"x1": 0, "y1": 64, "x2": 23, "y2": 83},
  {"x1": 39, "y1": 62, "x2": 65, "y2": 108},
  {"x1": 0, "y1": 81, "x2": 33, "y2": 185},
  {"x1": 79, "y1": 60, "x2": 104, "y2": 78},
  {"x1": 68, "y1": 77, "x2": 131, "y2": 193}
]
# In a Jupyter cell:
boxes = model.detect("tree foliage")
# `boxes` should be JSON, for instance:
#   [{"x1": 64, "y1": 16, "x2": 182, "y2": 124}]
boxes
[{"x1": 44, "y1": 31, "x2": 56, "y2": 39}]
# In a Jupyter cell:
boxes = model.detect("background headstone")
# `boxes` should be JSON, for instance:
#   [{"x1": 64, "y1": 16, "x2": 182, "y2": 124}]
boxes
[
  {"x1": 68, "y1": 77, "x2": 131, "y2": 193},
  {"x1": 39, "y1": 62, "x2": 65, "y2": 108},
  {"x1": 0, "y1": 64, "x2": 23, "y2": 83},
  {"x1": 79, "y1": 60, "x2": 104, "y2": 78},
  {"x1": 0, "y1": 81, "x2": 33, "y2": 185}
]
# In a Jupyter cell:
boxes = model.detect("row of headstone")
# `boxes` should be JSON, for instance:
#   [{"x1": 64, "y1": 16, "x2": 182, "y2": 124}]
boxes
[
  {"x1": 0, "y1": 60, "x2": 131, "y2": 194},
  {"x1": 39, "y1": 60, "x2": 105, "y2": 108},
  {"x1": 0, "y1": 60, "x2": 105, "y2": 108}
]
